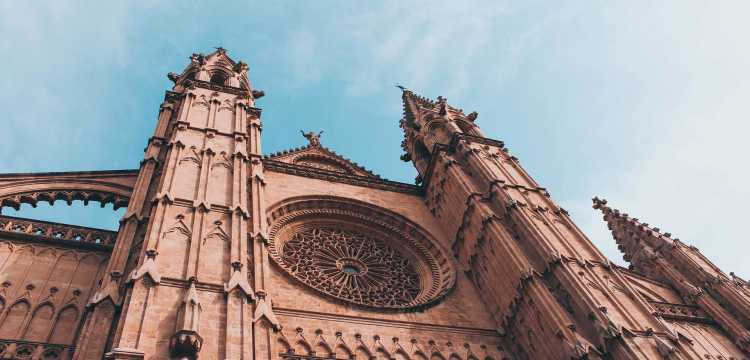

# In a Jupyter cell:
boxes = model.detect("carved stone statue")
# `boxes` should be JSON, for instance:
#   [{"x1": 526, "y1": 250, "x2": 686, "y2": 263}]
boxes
[
  {"x1": 436, "y1": 96, "x2": 448, "y2": 115},
  {"x1": 300, "y1": 130, "x2": 324, "y2": 147}
]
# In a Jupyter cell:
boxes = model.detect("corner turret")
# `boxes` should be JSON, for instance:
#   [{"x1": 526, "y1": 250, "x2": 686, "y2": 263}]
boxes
[
  {"x1": 167, "y1": 47, "x2": 265, "y2": 104},
  {"x1": 398, "y1": 89, "x2": 482, "y2": 179}
]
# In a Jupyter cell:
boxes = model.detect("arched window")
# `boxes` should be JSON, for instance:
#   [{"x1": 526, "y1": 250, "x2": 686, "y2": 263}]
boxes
[
  {"x1": 413, "y1": 139, "x2": 432, "y2": 174},
  {"x1": 25, "y1": 303, "x2": 55, "y2": 341},
  {"x1": 0, "y1": 300, "x2": 30, "y2": 338},
  {"x1": 210, "y1": 72, "x2": 227, "y2": 85}
]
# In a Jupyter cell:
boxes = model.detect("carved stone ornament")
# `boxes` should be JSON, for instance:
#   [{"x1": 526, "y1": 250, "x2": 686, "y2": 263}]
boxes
[
  {"x1": 268, "y1": 196, "x2": 455, "y2": 310},
  {"x1": 169, "y1": 330, "x2": 203, "y2": 360}
]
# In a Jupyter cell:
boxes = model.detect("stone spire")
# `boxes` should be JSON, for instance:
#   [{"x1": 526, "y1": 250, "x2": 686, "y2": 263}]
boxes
[
  {"x1": 593, "y1": 197, "x2": 750, "y2": 351},
  {"x1": 398, "y1": 89, "x2": 482, "y2": 179},
  {"x1": 592, "y1": 197, "x2": 677, "y2": 278}
]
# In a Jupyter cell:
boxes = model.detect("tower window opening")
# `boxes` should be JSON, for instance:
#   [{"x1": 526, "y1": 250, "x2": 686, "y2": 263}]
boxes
[{"x1": 210, "y1": 73, "x2": 227, "y2": 85}]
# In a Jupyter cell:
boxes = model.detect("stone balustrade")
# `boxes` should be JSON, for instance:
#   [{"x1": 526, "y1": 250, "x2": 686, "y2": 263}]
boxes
[
  {"x1": 0, "y1": 215, "x2": 116, "y2": 247},
  {"x1": 649, "y1": 300, "x2": 714, "y2": 324},
  {"x1": 0, "y1": 339, "x2": 75, "y2": 360}
]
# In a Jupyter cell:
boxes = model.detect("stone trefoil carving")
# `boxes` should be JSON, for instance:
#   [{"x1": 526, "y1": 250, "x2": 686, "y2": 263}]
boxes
[{"x1": 281, "y1": 225, "x2": 421, "y2": 307}]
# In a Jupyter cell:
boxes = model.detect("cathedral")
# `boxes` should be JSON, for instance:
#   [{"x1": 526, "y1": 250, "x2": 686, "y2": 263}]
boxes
[{"x1": 0, "y1": 49, "x2": 749, "y2": 360}]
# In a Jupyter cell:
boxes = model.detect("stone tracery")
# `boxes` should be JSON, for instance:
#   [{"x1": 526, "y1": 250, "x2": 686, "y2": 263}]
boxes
[
  {"x1": 268, "y1": 196, "x2": 456, "y2": 310},
  {"x1": 281, "y1": 225, "x2": 421, "y2": 307}
]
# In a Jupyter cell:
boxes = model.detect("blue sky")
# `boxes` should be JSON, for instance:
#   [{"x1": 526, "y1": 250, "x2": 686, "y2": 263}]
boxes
[{"x1": 1, "y1": 1, "x2": 749, "y2": 276}]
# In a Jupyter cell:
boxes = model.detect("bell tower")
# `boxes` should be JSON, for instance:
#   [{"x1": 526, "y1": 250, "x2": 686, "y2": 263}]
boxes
[
  {"x1": 74, "y1": 48, "x2": 267, "y2": 360},
  {"x1": 399, "y1": 90, "x2": 482, "y2": 181},
  {"x1": 399, "y1": 89, "x2": 696, "y2": 359}
]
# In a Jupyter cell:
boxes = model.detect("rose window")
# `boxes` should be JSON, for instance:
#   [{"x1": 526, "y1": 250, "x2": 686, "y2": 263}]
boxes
[
  {"x1": 268, "y1": 197, "x2": 456, "y2": 310},
  {"x1": 280, "y1": 226, "x2": 421, "y2": 307}
]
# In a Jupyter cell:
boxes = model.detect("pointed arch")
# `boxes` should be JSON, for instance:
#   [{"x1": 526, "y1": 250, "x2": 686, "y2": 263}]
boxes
[
  {"x1": 276, "y1": 333, "x2": 294, "y2": 355},
  {"x1": 26, "y1": 248, "x2": 57, "y2": 285},
  {"x1": 208, "y1": 155, "x2": 233, "y2": 205},
  {"x1": 356, "y1": 345, "x2": 374, "y2": 360},
  {"x1": 24, "y1": 302, "x2": 55, "y2": 341},
  {"x1": 376, "y1": 347, "x2": 393, "y2": 360},
  {"x1": 0, "y1": 170, "x2": 136, "y2": 212},
  {"x1": 427, "y1": 121, "x2": 451, "y2": 144},
  {"x1": 49, "y1": 305, "x2": 80, "y2": 344},
  {"x1": 394, "y1": 347, "x2": 412, "y2": 360},
  {"x1": 2, "y1": 245, "x2": 34, "y2": 291},
  {"x1": 335, "y1": 342, "x2": 355, "y2": 359},
  {"x1": 296, "y1": 338, "x2": 314, "y2": 356},
  {"x1": 315, "y1": 339, "x2": 334, "y2": 358},
  {"x1": 0, "y1": 299, "x2": 30, "y2": 338},
  {"x1": 430, "y1": 352, "x2": 447, "y2": 360},
  {"x1": 210, "y1": 72, "x2": 228, "y2": 86},
  {"x1": 0, "y1": 241, "x2": 12, "y2": 272},
  {"x1": 413, "y1": 138, "x2": 432, "y2": 175},
  {"x1": 413, "y1": 351, "x2": 429, "y2": 360}
]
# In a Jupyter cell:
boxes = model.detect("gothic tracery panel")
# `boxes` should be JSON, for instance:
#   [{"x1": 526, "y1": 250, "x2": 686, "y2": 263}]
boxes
[
  {"x1": 280, "y1": 225, "x2": 420, "y2": 307},
  {"x1": 268, "y1": 197, "x2": 455, "y2": 310}
]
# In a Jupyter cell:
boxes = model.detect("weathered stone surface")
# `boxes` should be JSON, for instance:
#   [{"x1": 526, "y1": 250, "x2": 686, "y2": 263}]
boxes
[{"x1": 0, "y1": 49, "x2": 747, "y2": 360}]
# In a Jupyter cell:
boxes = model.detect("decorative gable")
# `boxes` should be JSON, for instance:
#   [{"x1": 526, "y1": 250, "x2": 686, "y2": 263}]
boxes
[{"x1": 265, "y1": 131, "x2": 380, "y2": 179}]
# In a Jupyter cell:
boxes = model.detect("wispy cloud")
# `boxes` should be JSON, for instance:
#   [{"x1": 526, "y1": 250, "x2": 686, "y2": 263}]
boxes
[{"x1": 1, "y1": 1, "x2": 749, "y2": 278}]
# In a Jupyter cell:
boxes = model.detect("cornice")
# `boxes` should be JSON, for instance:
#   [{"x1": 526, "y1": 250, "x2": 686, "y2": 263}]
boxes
[
  {"x1": 189, "y1": 79, "x2": 252, "y2": 97},
  {"x1": 275, "y1": 307, "x2": 500, "y2": 337},
  {"x1": 0, "y1": 168, "x2": 139, "y2": 179},
  {"x1": 648, "y1": 300, "x2": 715, "y2": 324},
  {"x1": 263, "y1": 159, "x2": 422, "y2": 195},
  {"x1": 0, "y1": 231, "x2": 113, "y2": 253}
]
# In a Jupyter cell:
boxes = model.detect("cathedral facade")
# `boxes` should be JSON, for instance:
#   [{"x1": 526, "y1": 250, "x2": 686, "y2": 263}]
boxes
[{"x1": 0, "y1": 49, "x2": 748, "y2": 360}]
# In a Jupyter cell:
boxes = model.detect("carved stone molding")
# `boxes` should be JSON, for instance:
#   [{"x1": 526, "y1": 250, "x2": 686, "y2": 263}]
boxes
[
  {"x1": 264, "y1": 160, "x2": 421, "y2": 195},
  {"x1": 0, "y1": 339, "x2": 75, "y2": 360},
  {"x1": 0, "y1": 169, "x2": 138, "y2": 213},
  {"x1": 649, "y1": 301, "x2": 715, "y2": 324},
  {"x1": 0, "y1": 215, "x2": 116, "y2": 249},
  {"x1": 267, "y1": 196, "x2": 455, "y2": 310},
  {"x1": 274, "y1": 326, "x2": 508, "y2": 360}
]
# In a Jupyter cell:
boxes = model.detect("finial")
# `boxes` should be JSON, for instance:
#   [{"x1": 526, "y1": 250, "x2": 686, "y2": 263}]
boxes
[
  {"x1": 592, "y1": 196, "x2": 608, "y2": 209},
  {"x1": 300, "y1": 130, "x2": 324, "y2": 147},
  {"x1": 395, "y1": 84, "x2": 407, "y2": 91},
  {"x1": 167, "y1": 72, "x2": 180, "y2": 83},
  {"x1": 436, "y1": 96, "x2": 448, "y2": 115}
]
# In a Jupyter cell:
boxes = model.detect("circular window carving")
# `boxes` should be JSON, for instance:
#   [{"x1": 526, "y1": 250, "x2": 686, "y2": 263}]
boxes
[
  {"x1": 268, "y1": 197, "x2": 455, "y2": 310},
  {"x1": 281, "y1": 225, "x2": 421, "y2": 307}
]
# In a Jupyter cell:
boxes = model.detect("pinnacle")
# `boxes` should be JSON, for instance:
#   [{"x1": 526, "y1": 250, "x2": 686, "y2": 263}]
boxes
[
  {"x1": 592, "y1": 196, "x2": 679, "y2": 248},
  {"x1": 592, "y1": 197, "x2": 679, "y2": 268},
  {"x1": 591, "y1": 196, "x2": 608, "y2": 209}
]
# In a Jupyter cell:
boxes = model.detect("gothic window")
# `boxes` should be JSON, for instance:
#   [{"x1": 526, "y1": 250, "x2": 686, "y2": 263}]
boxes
[
  {"x1": 25, "y1": 303, "x2": 55, "y2": 341},
  {"x1": 0, "y1": 300, "x2": 29, "y2": 338},
  {"x1": 413, "y1": 139, "x2": 432, "y2": 174},
  {"x1": 280, "y1": 226, "x2": 420, "y2": 307},
  {"x1": 210, "y1": 73, "x2": 227, "y2": 86},
  {"x1": 49, "y1": 306, "x2": 79, "y2": 345},
  {"x1": 268, "y1": 197, "x2": 456, "y2": 310}
]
